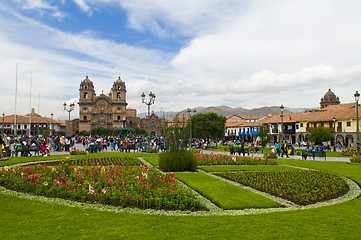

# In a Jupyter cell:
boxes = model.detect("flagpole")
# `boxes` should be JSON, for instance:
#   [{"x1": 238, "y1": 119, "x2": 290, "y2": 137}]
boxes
[
  {"x1": 29, "y1": 72, "x2": 32, "y2": 136},
  {"x1": 14, "y1": 63, "x2": 18, "y2": 136},
  {"x1": 38, "y1": 91, "x2": 40, "y2": 136}
]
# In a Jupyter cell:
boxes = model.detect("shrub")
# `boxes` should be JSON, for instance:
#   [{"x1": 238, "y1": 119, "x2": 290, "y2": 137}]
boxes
[{"x1": 159, "y1": 150, "x2": 198, "y2": 172}]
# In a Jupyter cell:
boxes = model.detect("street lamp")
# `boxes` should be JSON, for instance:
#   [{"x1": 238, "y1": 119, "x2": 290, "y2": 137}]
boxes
[
  {"x1": 333, "y1": 117, "x2": 336, "y2": 151},
  {"x1": 187, "y1": 108, "x2": 196, "y2": 148},
  {"x1": 51, "y1": 113, "x2": 53, "y2": 136},
  {"x1": 47, "y1": 119, "x2": 50, "y2": 137},
  {"x1": 64, "y1": 102, "x2": 75, "y2": 136},
  {"x1": 355, "y1": 91, "x2": 360, "y2": 156},
  {"x1": 141, "y1": 92, "x2": 156, "y2": 148},
  {"x1": 280, "y1": 105, "x2": 284, "y2": 144}
]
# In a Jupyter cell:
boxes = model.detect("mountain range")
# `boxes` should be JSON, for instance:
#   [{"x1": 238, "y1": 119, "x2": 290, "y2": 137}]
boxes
[{"x1": 137, "y1": 106, "x2": 312, "y2": 119}]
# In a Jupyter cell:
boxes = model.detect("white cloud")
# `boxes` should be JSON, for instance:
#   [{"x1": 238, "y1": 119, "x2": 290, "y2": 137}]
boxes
[
  {"x1": 118, "y1": 0, "x2": 246, "y2": 38},
  {"x1": 72, "y1": 0, "x2": 91, "y2": 14},
  {"x1": 1, "y1": 0, "x2": 361, "y2": 122},
  {"x1": 13, "y1": 0, "x2": 66, "y2": 21}
]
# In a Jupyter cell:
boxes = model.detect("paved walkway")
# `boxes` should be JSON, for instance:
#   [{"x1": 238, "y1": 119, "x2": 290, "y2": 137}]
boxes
[
  {"x1": 47, "y1": 144, "x2": 350, "y2": 162},
  {"x1": 202, "y1": 150, "x2": 351, "y2": 162}
]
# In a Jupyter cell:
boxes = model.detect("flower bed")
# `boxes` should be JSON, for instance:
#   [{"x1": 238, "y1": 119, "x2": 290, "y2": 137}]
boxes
[
  {"x1": 70, "y1": 148, "x2": 87, "y2": 155},
  {"x1": 341, "y1": 148, "x2": 356, "y2": 156},
  {"x1": 63, "y1": 157, "x2": 143, "y2": 166},
  {"x1": 0, "y1": 157, "x2": 202, "y2": 210},
  {"x1": 217, "y1": 170, "x2": 348, "y2": 205},
  {"x1": 350, "y1": 154, "x2": 361, "y2": 163},
  {"x1": 195, "y1": 153, "x2": 277, "y2": 165}
]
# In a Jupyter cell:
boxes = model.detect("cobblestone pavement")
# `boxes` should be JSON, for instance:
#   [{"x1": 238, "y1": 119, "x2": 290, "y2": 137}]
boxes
[{"x1": 202, "y1": 150, "x2": 351, "y2": 162}]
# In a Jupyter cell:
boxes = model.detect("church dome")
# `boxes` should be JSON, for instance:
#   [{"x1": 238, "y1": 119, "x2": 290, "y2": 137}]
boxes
[
  {"x1": 80, "y1": 76, "x2": 94, "y2": 88},
  {"x1": 320, "y1": 89, "x2": 340, "y2": 109},
  {"x1": 323, "y1": 89, "x2": 337, "y2": 101},
  {"x1": 112, "y1": 76, "x2": 126, "y2": 90},
  {"x1": 115, "y1": 76, "x2": 124, "y2": 85}
]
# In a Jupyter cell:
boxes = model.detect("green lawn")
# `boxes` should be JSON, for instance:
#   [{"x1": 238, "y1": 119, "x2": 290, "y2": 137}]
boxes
[
  {"x1": 0, "y1": 154, "x2": 361, "y2": 239},
  {"x1": 174, "y1": 172, "x2": 280, "y2": 210}
]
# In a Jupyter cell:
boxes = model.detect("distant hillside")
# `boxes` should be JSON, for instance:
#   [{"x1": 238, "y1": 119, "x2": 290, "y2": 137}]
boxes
[{"x1": 137, "y1": 106, "x2": 313, "y2": 119}]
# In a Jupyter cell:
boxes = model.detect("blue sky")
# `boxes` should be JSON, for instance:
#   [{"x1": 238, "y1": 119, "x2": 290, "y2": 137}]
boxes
[{"x1": 1, "y1": 0, "x2": 361, "y2": 120}]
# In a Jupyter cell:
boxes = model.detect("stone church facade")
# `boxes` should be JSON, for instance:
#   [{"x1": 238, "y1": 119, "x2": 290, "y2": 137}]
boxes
[{"x1": 78, "y1": 76, "x2": 140, "y2": 132}]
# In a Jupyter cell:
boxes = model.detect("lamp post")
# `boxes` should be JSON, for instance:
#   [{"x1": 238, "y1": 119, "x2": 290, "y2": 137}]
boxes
[
  {"x1": 2, "y1": 113, "x2": 4, "y2": 136},
  {"x1": 63, "y1": 102, "x2": 75, "y2": 136},
  {"x1": 47, "y1": 119, "x2": 50, "y2": 137},
  {"x1": 280, "y1": 105, "x2": 284, "y2": 144},
  {"x1": 51, "y1": 113, "x2": 53, "y2": 136},
  {"x1": 187, "y1": 108, "x2": 196, "y2": 148},
  {"x1": 141, "y1": 92, "x2": 156, "y2": 149},
  {"x1": 355, "y1": 91, "x2": 360, "y2": 157},
  {"x1": 333, "y1": 117, "x2": 336, "y2": 151}
]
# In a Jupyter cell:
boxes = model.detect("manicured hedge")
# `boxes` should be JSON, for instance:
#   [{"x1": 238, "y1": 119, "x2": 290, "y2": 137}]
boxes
[{"x1": 159, "y1": 150, "x2": 198, "y2": 172}]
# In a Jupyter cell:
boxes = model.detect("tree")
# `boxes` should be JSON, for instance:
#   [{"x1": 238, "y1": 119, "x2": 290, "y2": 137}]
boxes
[
  {"x1": 90, "y1": 127, "x2": 112, "y2": 136},
  {"x1": 133, "y1": 128, "x2": 147, "y2": 137},
  {"x1": 257, "y1": 125, "x2": 271, "y2": 148},
  {"x1": 192, "y1": 113, "x2": 226, "y2": 139},
  {"x1": 308, "y1": 126, "x2": 333, "y2": 145}
]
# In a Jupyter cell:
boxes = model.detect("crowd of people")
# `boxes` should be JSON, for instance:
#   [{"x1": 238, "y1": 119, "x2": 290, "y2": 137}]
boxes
[
  {"x1": 0, "y1": 134, "x2": 169, "y2": 158},
  {"x1": 1, "y1": 133, "x2": 340, "y2": 159}
]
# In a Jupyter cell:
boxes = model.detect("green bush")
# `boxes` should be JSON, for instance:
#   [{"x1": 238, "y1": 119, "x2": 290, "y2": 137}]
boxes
[{"x1": 159, "y1": 150, "x2": 198, "y2": 172}]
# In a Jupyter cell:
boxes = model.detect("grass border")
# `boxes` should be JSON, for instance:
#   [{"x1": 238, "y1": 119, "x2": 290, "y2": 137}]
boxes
[{"x1": 1, "y1": 159, "x2": 360, "y2": 216}]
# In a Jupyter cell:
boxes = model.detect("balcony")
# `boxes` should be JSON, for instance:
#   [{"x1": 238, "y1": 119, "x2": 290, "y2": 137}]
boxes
[
  {"x1": 283, "y1": 129, "x2": 296, "y2": 134},
  {"x1": 306, "y1": 127, "x2": 314, "y2": 132}
]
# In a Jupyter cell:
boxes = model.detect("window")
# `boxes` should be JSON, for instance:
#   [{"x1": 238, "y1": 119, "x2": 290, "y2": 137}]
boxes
[
  {"x1": 117, "y1": 116, "x2": 121, "y2": 120},
  {"x1": 338, "y1": 122, "x2": 342, "y2": 127},
  {"x1": 321, "y1": 123, "x2": 324, "y2": 127},
  {"x1": 24, "y1": 125, "x2": 27, "y2": 129},
  {"x1": 83, "y1": 116, "x2": 87, "y2": 120},
  {"x1": 117, "y1": 107, "x2": 121, "y2": 111},
  {"x1": 101, "y1": 113, "x2": 104, "y2": 119},
  {"x1": 117, "y1": 93, "x2": 121, "y2": 99},
  {"x1": 84, "y1": 86, "x2": 88, "y2": 89},
  {"x1": 300, "y1": 123, "x2": 303, "y2": 127},
  {"x1": 84, "y1": 92, "x2": 88, "y2": 99},
  {"x1": 347, "y1": 122, "x2": 351, "y2": 127},
  {"x1": 83, "y1": 107, "x2": 87, "y2": 111}
]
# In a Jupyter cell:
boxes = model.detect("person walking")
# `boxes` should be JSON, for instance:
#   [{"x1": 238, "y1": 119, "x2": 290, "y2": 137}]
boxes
[{"x1": 281, "y1": 141, "x2": 289, "y2": 158}]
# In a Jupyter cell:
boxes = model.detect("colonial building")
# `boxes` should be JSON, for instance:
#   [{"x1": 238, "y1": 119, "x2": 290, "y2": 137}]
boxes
[
  {"x1": 78, "y1": 76, "x2": 140, "y2": 132},
  {"x1": 139, "y1": 112, "x2": 165, "y2": 137},
  {"x1": 224, "y1": 89, "x2": 360, "y2": 147},
  {"x1": 0, "y1": 109, "x2": 65, "y2": 136}
]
